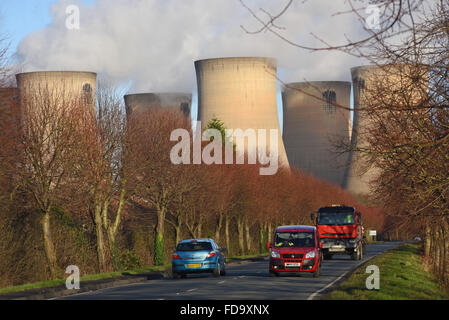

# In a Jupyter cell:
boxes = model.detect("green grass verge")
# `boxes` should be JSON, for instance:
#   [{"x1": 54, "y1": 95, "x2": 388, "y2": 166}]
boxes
[
  {"x1": 0, "y1": 264, "x2": 171, "y2": 294},
  {"x1": 0, "y1": 252, "x2": 268, "y2": 295},
  {"x1": 324, "y1": 243, "x2": 449, "y2": 300}
]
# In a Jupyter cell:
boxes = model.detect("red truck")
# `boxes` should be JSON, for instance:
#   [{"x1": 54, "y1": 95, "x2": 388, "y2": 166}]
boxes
[{"x1": 311, "y1": 205, "x2": 365, "y2": 260}]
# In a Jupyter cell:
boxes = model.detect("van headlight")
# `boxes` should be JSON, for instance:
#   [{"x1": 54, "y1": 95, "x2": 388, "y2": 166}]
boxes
[
  {"x1": 271, "y1": 250, "x2": 281, "y2": 258},
  {"x1": 305, "y1": 250, "x2": 316, "y2": 259}
]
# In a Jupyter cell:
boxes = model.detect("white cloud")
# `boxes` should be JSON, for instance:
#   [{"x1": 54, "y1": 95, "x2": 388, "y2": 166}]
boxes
[{"x1": 15, "y1": 0, "x2": 369, "y2": 93}]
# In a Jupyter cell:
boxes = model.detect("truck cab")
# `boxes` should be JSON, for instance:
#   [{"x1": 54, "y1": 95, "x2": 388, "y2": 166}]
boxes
[
  {"x1": 312, "y1": 205, "x2": 365, "y2": 260},
  {"x1": 268, "y1": 225, "x2": 322, "y2": 277}
]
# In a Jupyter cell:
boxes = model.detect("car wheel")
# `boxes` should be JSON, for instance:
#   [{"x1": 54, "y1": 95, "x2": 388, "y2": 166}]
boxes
[
  {"x1": 173, "y1": 272, "x2": 181, "y2": 280},
  {"x1": 213, "y1": 263, "x2": 221, "y2": 277},
  {"x1": 324, "y1": 254, "x2": 332, "y2": 260},
  {"x1": 220, "y1": 263, "x2": 226, "y2": 276}
]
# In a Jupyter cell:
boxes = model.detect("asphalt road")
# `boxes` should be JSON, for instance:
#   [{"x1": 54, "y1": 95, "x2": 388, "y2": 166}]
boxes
[{"x1": 60, "y1": 241, "x2": 402, "y2": 300}]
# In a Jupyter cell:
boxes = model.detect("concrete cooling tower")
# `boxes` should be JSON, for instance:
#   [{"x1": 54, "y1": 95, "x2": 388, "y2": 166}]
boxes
[
  {"x1": 124, "y1": 93, "x2": 191, "y2": 118},
  {"x1": 16, "y1": 71, "x2": 97, "y2": 109},
  {"x1": 346, "y1": 64, "x2": 428, "y2": 196},
  {"x1": 282, "y1": 81, "x2": 351, "y2": 187},
  {"x1": 195, "y1": 57, "x2": 289, "y2": 169}
]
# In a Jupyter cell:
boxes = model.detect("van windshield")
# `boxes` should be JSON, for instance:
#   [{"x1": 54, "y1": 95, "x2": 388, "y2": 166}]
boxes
[{"x1": 274, "y1": 232, "x2": 314, "y2": 248}]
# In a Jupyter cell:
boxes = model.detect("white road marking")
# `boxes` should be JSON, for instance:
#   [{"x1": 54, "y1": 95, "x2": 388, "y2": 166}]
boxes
[
  {"x1": 187, "y1": 288, "x2": 197, "y2": 292},
  {"x1": 218, "y1": 280, "x2": 225, "y2": 284}
]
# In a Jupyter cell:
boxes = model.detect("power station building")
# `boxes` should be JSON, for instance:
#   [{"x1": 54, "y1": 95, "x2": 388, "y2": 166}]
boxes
[
  {"x1": 346, "y1": 64, "x2": 428, "y2": 195},
  {"x1": 124, "y1": 93, "x2": 191, "y2": 118},
  {"x1": 195, "y1": 57, "x2": 289, "y2": 168},
  {"x1": 282, "y1": 81, "x2": 351, "y2": 187},
  {"x1": 16, "y1": 71, "x2": 97, "y2": 110}
]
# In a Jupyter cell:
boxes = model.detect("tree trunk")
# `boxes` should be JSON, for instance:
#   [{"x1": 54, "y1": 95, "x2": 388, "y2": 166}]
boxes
[
  {"x1": 94, "y1": 204, "x2": 107, "y2": 272},
  {"x1": 225, "y1": 216, "x2": 230, "y2": 254},
  {"x1": 154, "y1": 206, "x2": 166, "y2": 266},
  {"x1": 425, "y1": 223, "x2": 431, "y2": 257},
  {"x1": 196, "y1": 219, "x2": 203, "y2": 239},
  {"x1": 237, "y1": 216, "x2": 245, "y2": 255},
  {"x1": 42, "y1": 210, "x2": 58, "y2": 278},
  {"x1": 245, "y1": 218, "x2": 252, "y2": 254},
  {"x1": 259, "y1": 222, "x2": 268, "y2": 253},
  {"x1": 268, "y1": 222, "x2": 273, "y2": 244},
  {"x1": 175, "y1": 215, "x2": 182, "y2": 246},
  {"x1": 215, "y1": 213, "x2": 224, "y2": 245}
]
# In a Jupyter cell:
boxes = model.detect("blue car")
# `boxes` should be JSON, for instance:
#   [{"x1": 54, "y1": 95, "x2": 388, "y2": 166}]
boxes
[{"x1": 172, "y1": 238, "x2": 227, "y2": 279}]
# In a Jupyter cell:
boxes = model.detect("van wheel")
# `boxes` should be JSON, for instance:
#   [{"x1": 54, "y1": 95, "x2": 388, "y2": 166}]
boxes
[
  {"x1": 313, "y1": 264, "x2": 321, "y2": 278},
  {"x1": 269, "y1": 270, "x2": 279, "y2": 277}
]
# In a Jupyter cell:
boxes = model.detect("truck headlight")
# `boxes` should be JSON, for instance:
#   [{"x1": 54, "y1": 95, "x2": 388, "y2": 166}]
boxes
[
  {"x1": 271, "y1": 250, "x2": 281, "y2": 258},
  {"x1": 305, "y1": 250, "x2": 316, "y2": 259}
]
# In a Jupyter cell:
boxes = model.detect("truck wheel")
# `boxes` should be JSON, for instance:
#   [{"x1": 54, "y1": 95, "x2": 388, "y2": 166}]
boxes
[
  {"x1": 351, "y1": 248, "x2": 358, "y2": 260},
  {"x1": 269, "y1": 270, "x2": 279, "y2": 277},
  {"x1": 351, "y1": 246, "x2": 362, "y2": 260}
]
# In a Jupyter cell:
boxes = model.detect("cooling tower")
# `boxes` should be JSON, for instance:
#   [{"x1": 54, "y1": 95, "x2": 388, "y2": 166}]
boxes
[
  {"x1": 16, "y1": 71, "x2": 97, "y2": 111},
  {"x1": 195, "y1": 57, "x2": 289, "y2": 168},
  {"x1": 124, "y1": 93, "x2": 191, "y2": 118},
  {"x1": 282, "y1": 81, "x2": 351, "y2": 186},
  {"x1": 346, "y1": 64, "x2": 429, "y2": 195}
]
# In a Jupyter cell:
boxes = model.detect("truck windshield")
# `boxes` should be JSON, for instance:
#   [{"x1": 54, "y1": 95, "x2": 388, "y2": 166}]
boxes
[
  {"x1": 318, "y1": 211, "x2": 355, "y2": 225},
  {"x1": 176, "y1": 242, "x2": 213, "y2": 252},
  {"x1": 274, "y1": 232, "x2": 314, "y2": 248}
]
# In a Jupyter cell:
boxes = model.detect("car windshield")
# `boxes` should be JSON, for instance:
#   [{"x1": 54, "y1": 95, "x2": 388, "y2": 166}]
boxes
[
  {"x1": 318, "y1": 211, "x2": 355, "y2": 225},
  {"x1": 274, "y1": 232, "x2": 314, "y2": 248},
  {"x1": 176, "y1": 242, "x2": 213, "y2": 252}
]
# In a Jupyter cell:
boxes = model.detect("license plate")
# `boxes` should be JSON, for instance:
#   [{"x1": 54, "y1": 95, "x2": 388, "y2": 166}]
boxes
[
  {"x1": 329, "y1": 246, "x2": 345, "y2": 252},
  {"x1": 187, "y1": 264, "x2": 202, "y2": 268},
  {"x1": 285, "y1": 262, "x2": 301, "y2": 267}
]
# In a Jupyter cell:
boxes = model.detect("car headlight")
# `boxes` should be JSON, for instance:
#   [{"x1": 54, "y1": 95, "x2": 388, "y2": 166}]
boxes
[
  {"x1": 271, "y1": 250, "x2": 281, "y2": 258},
  {"x1": 305, "y1": 250, "x2": 316, "y2": 259}
]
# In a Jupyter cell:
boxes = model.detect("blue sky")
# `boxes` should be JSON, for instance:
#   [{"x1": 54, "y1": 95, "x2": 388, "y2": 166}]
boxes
[
  {"x1": 1, "y1": 0, "x2": 357, "y2": 131},
  {"x1": 0, "y1": 0, "x2": 96, "y2": 52}
]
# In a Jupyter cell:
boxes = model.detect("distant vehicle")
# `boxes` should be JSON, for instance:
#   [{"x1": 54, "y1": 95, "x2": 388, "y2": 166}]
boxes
[
  {"x1": 267, "y1": 225, "x2": 323, "y2": 277},
  {"x1": 172, "y1": 238, "x2": 227, "y2": 279},
  {"x1": 413, "y1": 236, "x2": 422, "y2": 241},
  {"x1": 311, "y1": 205, "x2": 365, "y2": 260}
]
